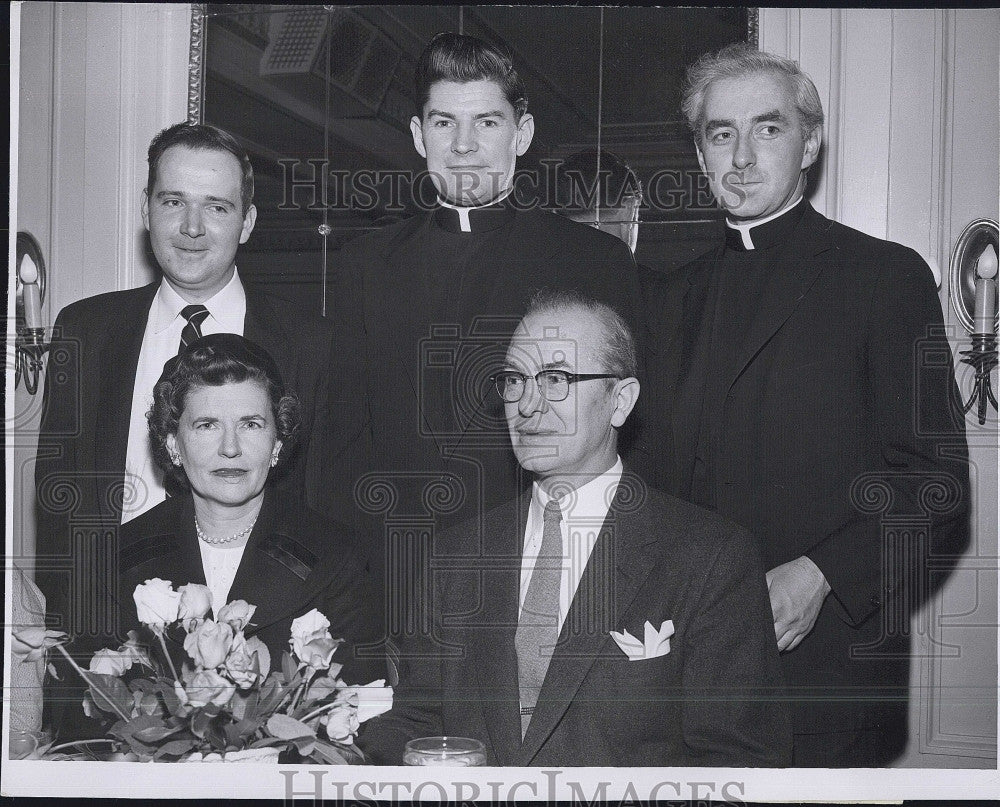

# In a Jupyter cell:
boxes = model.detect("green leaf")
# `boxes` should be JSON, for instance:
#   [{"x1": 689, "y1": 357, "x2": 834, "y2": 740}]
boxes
[
  {"x1": 158, "y1": 682, "x2": 182, "y2": 715},
  {"x1": 306, "y1": 675, "x2": 341, "y2": 703},
  {"x1": 237, "y1": 688, "x2": 260, "y2": 721},
  {"x1": 281, "y1": 652, "x2": 297, "y2": 684},
  {"x1": 266, "y1": 713, "x2": 314, "y2": 741},
  {"x1": 153, "y1": 738, "x2": 198, "y2": 759},
  {"x1": 190, "y1": 708, "x2": 213, "y2": 740},
  {"x1": 223, "y1": 722, "x2": 244, "y2": 749},
  {"x1": 234, "y1": 717, "x2": 263, "y2": 739},
  {"x1": 133, "y1": 724, "x2": 184, "y2": 743},
  {"x1": 256, "y1": 678, "x2": 287, "y2": 716},
  {"x1": 230, "y1": 692, "x2": 248, "y2": 722},
  {"x1": 310, "y1": 740, "x2": 351, "y2": 765},
  {"x1": 113, "y1": 713, "x2": 162, "y2": 737},
  {"x1": 87, "y1": 672, "x2": 133, "y2": 716},
  {"x1": 248, "y1": 737, "x2": 286, "y2": 750}
]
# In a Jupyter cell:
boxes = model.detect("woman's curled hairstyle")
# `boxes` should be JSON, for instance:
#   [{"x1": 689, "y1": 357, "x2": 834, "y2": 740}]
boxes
[{"x1": 148, "y1": 333, "x2": 301, "y2": 489}]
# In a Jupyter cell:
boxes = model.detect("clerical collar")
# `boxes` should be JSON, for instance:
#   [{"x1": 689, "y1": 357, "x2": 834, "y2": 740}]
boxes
[
  {"x1": 724, "y1": 196, "x2": 807, "y2": 252},
  {"x1": 433, "y1": 188, "x2": 516, "y2": 234}
]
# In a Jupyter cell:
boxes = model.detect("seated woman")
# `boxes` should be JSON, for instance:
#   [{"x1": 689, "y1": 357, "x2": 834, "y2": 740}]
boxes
[{"x1": 117, "y1": 333, "x2": 385, "y2": 684}]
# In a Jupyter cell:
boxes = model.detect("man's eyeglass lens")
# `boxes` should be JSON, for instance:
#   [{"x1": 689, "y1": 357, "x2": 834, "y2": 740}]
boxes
[{"x1": 493, "y1": 370, "x2": 617, "y2": 402}]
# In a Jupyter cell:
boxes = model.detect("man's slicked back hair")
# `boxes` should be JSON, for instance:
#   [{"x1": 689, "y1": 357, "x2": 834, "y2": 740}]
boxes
[{"x1": 414, "y1": 31, "x2": 528, "y2": 120}]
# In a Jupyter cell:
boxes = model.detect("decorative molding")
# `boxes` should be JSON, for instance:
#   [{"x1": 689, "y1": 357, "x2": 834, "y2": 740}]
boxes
[
  {"x1": 747, "y1": 8, "x2": 759, "y2": 48},
  {"x1": 188, "y1": 3, "x2": 207, "y2": 124}
]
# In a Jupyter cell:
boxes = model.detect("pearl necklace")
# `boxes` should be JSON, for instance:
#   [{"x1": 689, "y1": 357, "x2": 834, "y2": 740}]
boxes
[{"x1": 195, "y1": 514, "x2": 259, "y2": 546}]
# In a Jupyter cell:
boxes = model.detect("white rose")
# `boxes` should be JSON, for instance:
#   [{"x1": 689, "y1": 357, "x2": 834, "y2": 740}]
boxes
[
  {"x1": 223, "y1": 634, "x2": 270, "y2": 689},
  {"x1": 133, "y1": 579, "x2": 181, "y2": 633},
  {"x1": 290, "y1": 609, "x2": 330, "y2": 642},
  {"x1": 183, "y1": 619, "x2": 234, "y2": 669},
  {"x1": 290, "y1": 609, "x2": 334, "y2": 663},
  {"x1": 216, "y1": 600, "x2": 257, "y2": 632},
  {"x1": 88, "y1": 648, "x2": 135, "y2": 677},
  {"x1": 178, "y1": 584, "x2": 213, "y2": 623},
  {"x1": 184, "y1": 669, "x2": 235, "y2": 708},
  {"x1": 297, "y1": 636, "x2": 340, "y2": 671},
  {"x1": 323, "y1": 700, "x2": 360, "y2": 743}
]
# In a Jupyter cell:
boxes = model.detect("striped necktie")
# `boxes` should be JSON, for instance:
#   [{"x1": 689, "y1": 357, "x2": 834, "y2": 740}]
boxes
[
  {"x1": 515, "y1": 499, "x2": 563, "y2": 738},
  {"x1": 179, "y1": 304, "x2": 210, "y2": 352}
]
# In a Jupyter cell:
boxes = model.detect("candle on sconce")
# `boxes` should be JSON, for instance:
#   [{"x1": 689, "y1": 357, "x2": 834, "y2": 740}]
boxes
[
  {"x1": 973, "y1": 243, "x2": 998, "y2": 334},
  {"x1": 19, "y1": 253, "x2": 43, "y2": 330}
]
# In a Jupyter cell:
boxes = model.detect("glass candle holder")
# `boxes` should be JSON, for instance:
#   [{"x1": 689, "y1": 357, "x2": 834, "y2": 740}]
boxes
[
  {"x1": 8, "y1": 730, "x2": 50, "y2": 760},
  {"x1": 403, "y1": 736, "x2": 486, "y2": 766}
]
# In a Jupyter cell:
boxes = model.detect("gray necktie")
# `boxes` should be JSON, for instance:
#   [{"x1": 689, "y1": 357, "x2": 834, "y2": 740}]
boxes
[{"x1": 515, "y1": 499, "x2": 563, "y2": 738}]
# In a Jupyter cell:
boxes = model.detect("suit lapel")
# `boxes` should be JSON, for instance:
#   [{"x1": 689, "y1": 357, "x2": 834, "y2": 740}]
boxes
[
  {"x1": 95, "y1": 284, "x2": 158, "y2": 522},
  {"x1": 516, "y1": 479, "x2": 661, "y2": 765},
  {"x1": 115, "y1": 495, "x2": 204, "y2": 657},
  {"x1": 228, "y1": 491, "x2": 325, "y2": 635},
  {"x1": 468, "y1": 495, "x2": 526, "y2": 765},
  {"x1": 243, "y1": 287, "x2": 288, "y2": 364},
  {"x1": 727, "y1": 205, "x2": 835, "y2": 391}
]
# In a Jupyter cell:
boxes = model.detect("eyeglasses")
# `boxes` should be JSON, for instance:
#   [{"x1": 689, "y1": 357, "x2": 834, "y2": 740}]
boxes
[{"x1": 492, "y1": 369, "x2": 619, "y2": 403}]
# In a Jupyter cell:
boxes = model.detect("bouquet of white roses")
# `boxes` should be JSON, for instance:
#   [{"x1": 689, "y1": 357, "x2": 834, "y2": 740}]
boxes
[{"x1": 12, "y1": 579, "x2": 391, "y2": 763}]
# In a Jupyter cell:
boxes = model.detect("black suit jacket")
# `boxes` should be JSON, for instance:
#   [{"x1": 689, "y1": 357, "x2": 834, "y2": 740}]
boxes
[
  {"x1": 34, "y1": 281, "x2": 339, "y2": 636},
  {"x1": 670, "y1": 203, "x2": 970, "y2": 745},
  {"x1": 363, "y1": 477, "x2": 791, "y2": 767},
  {"x1": 327, "y1": 207, "x2": 647, "y2": 572}
]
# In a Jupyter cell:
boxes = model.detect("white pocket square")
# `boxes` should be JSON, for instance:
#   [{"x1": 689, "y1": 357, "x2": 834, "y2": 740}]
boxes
[{"x1": 610, "y1": 619, "x2": 674, "y2": 661}]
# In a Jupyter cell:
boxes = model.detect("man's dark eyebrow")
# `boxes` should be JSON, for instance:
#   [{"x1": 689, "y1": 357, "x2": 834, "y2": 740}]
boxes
[
  {"x1": 541, "y1": 360, "x2": 572, "y2": 371},
  {"x1": 704, "y1": 118, "x2": 735, "y2": 132},
  {"x1": 704, "y1": 110, "x2": 789, "y2": 132},
  {"x1": 154, "y1": 190, "x2": 237, "y2": 207},
  {"x1": 425, "y1": 109, "x2": 507, "y2": 120},
  {"x1": 752, "y1": 110, "x2": 788, "y2": 125}
]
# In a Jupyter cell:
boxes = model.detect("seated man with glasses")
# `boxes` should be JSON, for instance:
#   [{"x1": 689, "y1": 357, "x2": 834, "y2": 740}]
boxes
[{"x1": 363, "y1": 289, "x2": 791, "y2": 767}]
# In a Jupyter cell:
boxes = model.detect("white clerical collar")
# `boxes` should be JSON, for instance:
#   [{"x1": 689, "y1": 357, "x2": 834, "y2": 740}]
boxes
[
  {"x1": 726, "y1": 195, "x2": 805, "y2": 250},
  {"x1": 531, "y1": 456, "x2": 624, "y2": 522},
  {"x1": 437, "y1": 187, "x2": 513, "y2": 233},
  {"x1": 152, "y1": 268, "x2": 246, "y2": 334}
]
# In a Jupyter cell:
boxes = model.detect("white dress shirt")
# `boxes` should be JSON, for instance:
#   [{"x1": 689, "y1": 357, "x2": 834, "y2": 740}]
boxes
[
  {"x1": 120, "y1": 270, "x2": 247, "y2": 524},
  {"x1": 518, "y1": 458, "x2": 623, "y2": 634}
]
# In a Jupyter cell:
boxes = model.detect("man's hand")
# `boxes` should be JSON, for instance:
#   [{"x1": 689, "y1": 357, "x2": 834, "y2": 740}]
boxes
[{"x1": 765, "y1": 556, "x2": 831, "y2": 652}]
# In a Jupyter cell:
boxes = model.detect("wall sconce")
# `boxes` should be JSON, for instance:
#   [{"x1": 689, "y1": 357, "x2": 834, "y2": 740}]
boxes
[
  {"x1": 950, "y1": 219, "x2": 999, "y2": 424},
  {"x1": 15, "y1": 231, "x2": 51, "y2": 395}
]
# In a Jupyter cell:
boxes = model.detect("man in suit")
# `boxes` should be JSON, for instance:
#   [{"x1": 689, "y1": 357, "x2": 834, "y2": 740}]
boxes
[
  {"x1": 328, "y1": 33, "x2": 644, "y2": 583},
  {"x1": 364, "y1": 290, "x2": 790, "y2": 766},
  {"x1": 671, "y1": 44, "x2": 970, "y2": 766},
  {"x1": 34, "y1": 123, "x2": 337, "y2": 643}
]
